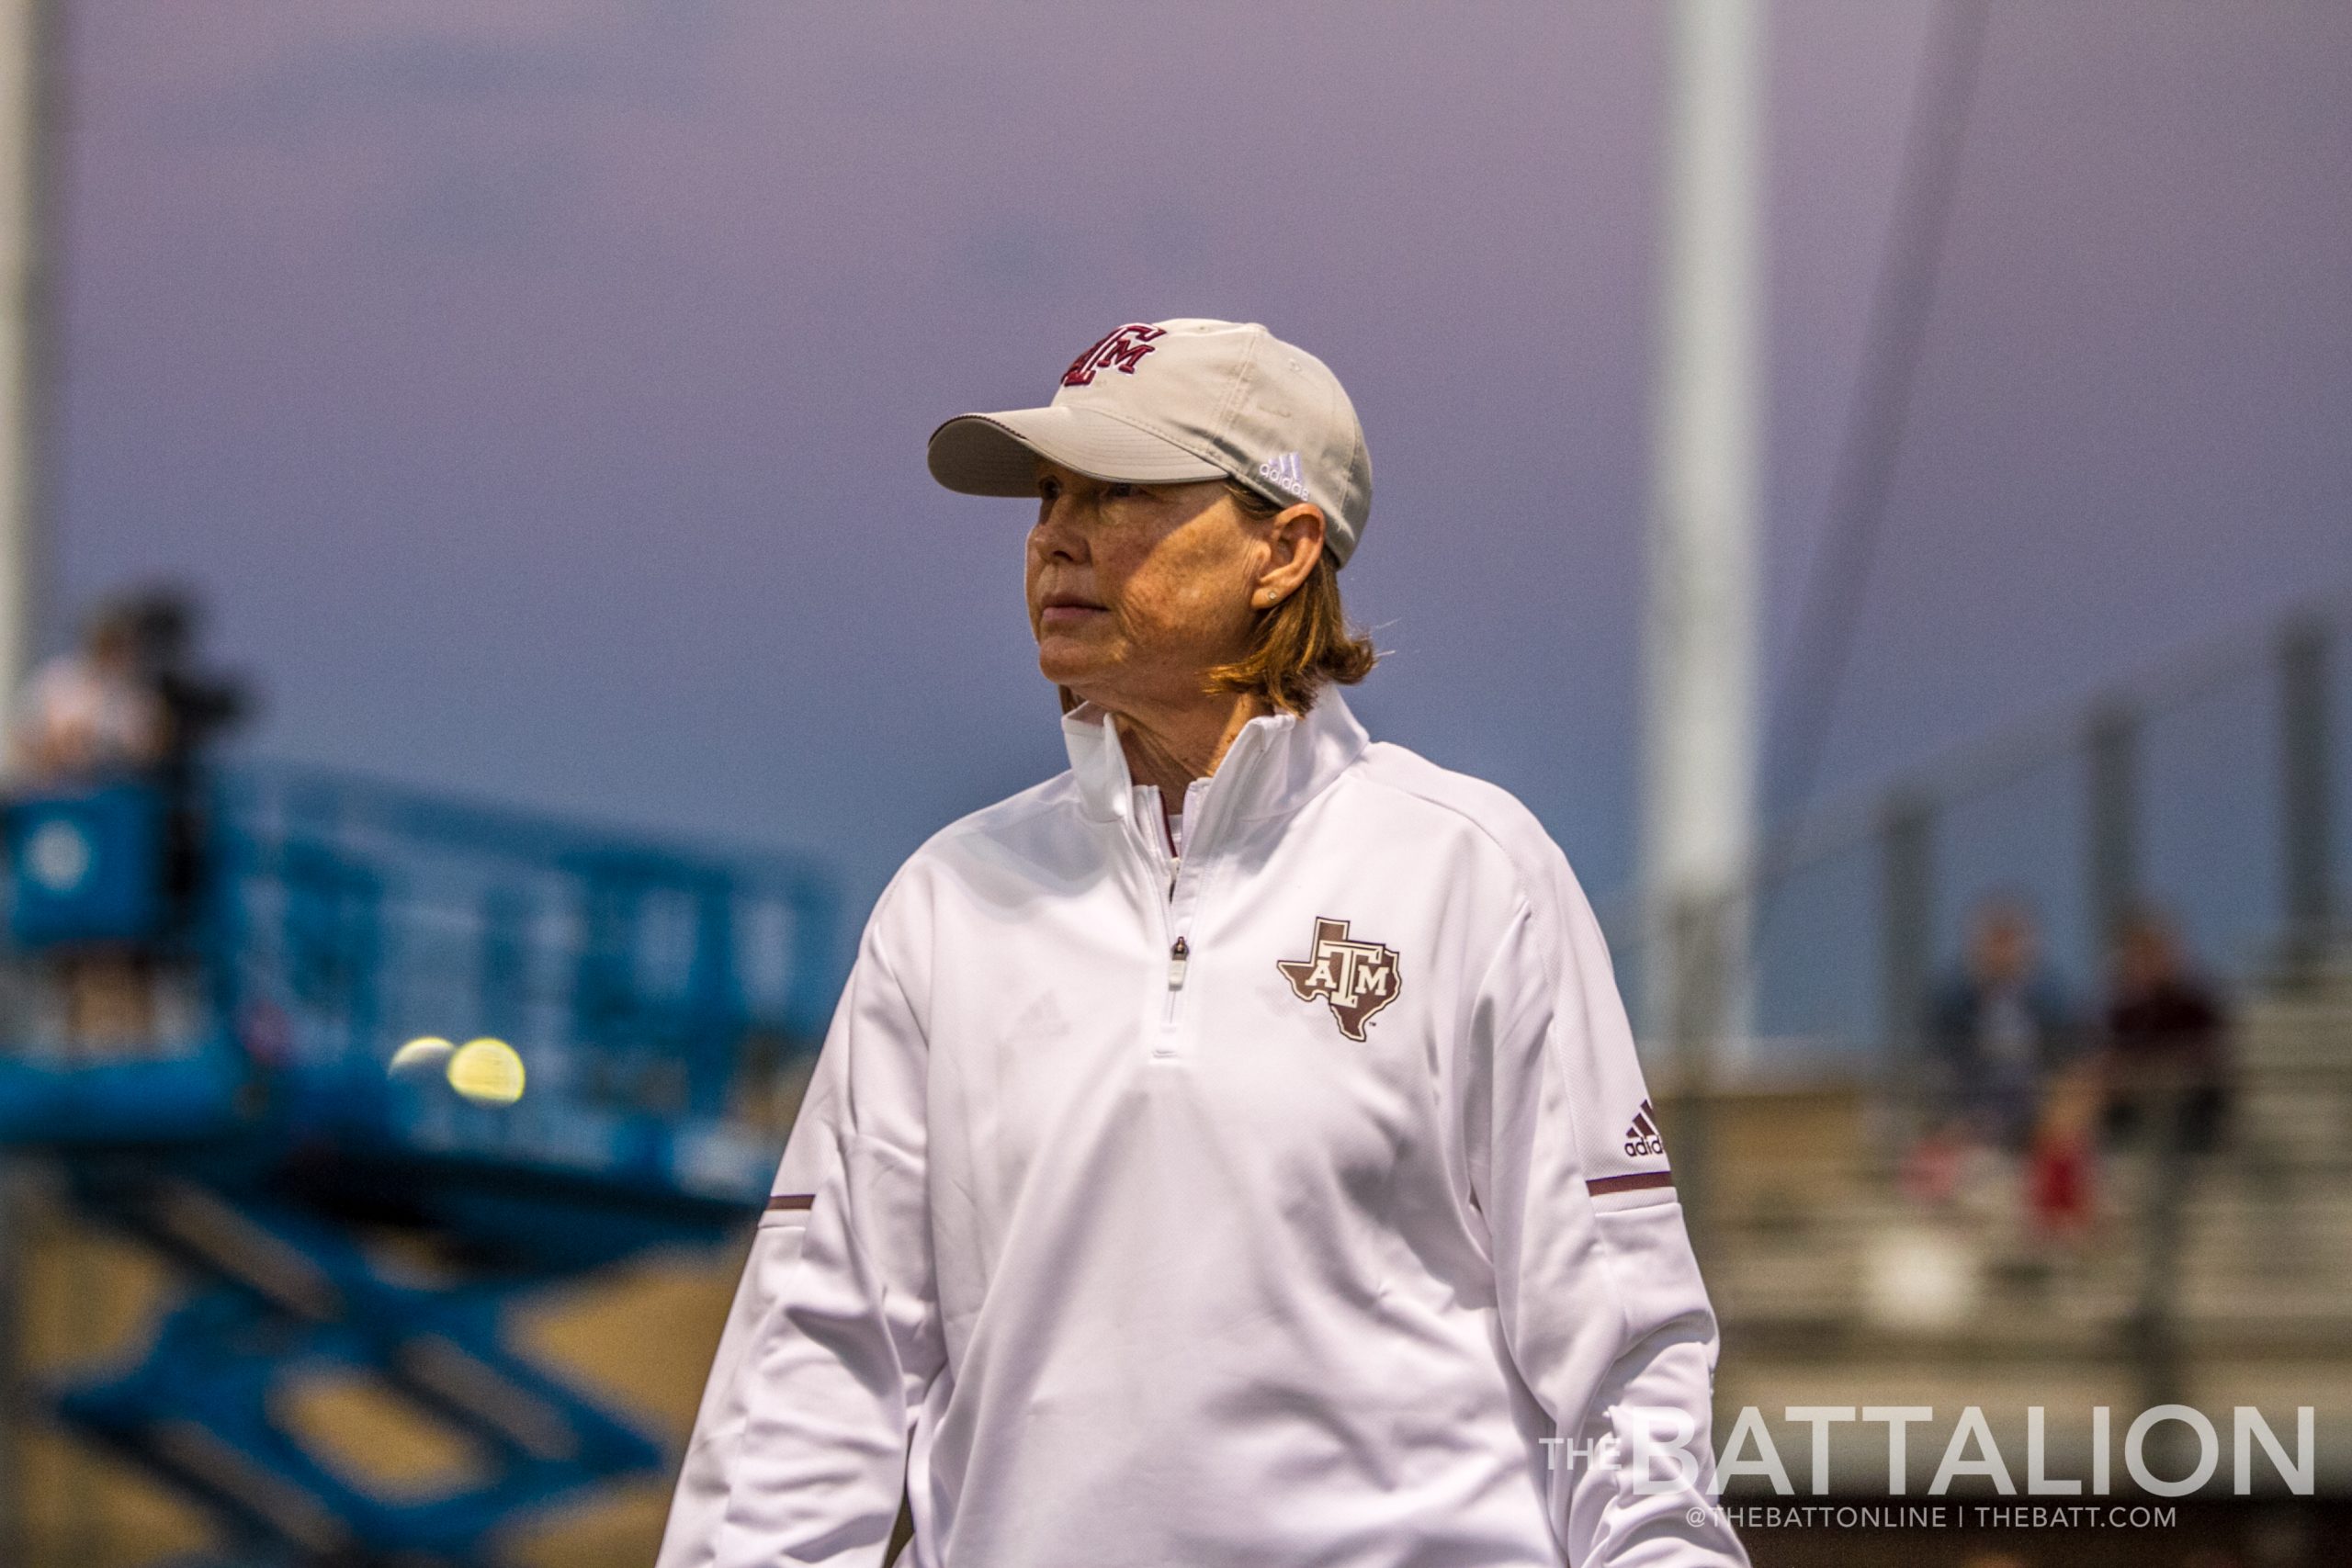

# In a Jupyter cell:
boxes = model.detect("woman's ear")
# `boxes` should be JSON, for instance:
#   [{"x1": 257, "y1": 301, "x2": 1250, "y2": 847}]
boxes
[{"x1": 1255, "y1": 503, "x2": 1327, "y2": 604}]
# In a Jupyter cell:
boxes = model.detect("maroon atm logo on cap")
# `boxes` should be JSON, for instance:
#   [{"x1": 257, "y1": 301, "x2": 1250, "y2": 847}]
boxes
[{"x1": 1062, "y1": 323, "x2": 1165, "y2": 387}]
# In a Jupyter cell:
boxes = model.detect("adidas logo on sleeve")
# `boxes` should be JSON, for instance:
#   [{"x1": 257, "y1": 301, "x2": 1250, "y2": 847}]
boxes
[
  {"x1": 1585, "y1": 1100, "x2": 1674, "y2": 1198},
  {"x1": 1623, "y1": 1100, "x2": 1667, "y2": 1160}
]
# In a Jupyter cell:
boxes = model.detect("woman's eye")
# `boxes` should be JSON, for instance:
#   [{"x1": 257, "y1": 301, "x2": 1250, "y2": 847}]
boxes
[{"x1": 1105, "y1": 482, "x2": 1137, "y2": 500}]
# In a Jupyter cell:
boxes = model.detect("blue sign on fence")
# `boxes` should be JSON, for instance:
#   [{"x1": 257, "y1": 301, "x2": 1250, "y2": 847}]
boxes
[{"x1": 4, "y1": 779, "x2": 167, "y2": 949}]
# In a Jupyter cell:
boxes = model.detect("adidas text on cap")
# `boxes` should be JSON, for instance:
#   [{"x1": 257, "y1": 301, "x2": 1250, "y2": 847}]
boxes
[{"x1": 926, "y1": 318, "x2": 1375, "y2": 567}]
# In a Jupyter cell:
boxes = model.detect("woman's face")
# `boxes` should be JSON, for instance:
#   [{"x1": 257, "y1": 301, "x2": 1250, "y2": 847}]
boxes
[{"x1": 1025, "y1": 457, "x2": 1267, "y2": 715}]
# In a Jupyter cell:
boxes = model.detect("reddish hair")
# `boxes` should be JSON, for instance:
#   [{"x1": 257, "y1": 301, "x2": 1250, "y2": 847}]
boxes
[{"x1": 1202, "y1": 481, "x2": 1377, "y2": 715}]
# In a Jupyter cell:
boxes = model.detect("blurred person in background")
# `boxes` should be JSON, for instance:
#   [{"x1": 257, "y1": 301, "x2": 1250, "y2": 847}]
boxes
[
  {"x1": 2101, "y1": 907, "x2": 2231, "y2": 1156},
  {"x1": 660, "y1": 319, "x2": 1747, "y2": 1568},
  {"x1": 2022, "y1": 1056, "x2": 2102, "y2": 1261},
  {"x1": 1910, "y1": 899, "x2": 2086, "y2": 1280},
  {"x1": 120, "y1": 589, "x2": 252, "y2": 942},
  {"x1": 6, "y1": 592, "x2": 248, "y2": 1050},
  {"x1": 1918, "y1": 897, "x2": 2079, "y2": 1168},
  {"x1": 8, "y1": 601, "x2": 171, "y2": 1048},
  {"x1": 2100, "y1": 906, "x2": 2232, "y2": 1345},
  {"x1": 10, "y1": 599, "x2": 165, "y2": 784}
]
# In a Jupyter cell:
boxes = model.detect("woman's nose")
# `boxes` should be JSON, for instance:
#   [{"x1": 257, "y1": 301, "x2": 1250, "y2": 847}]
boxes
[{"x1": 1035, "y1": 499, "x2": 1088, "y2": 558}]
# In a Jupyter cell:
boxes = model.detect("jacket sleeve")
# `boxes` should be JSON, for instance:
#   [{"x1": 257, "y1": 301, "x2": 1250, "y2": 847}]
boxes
[
  {"x1": 1459, "y1": 866, "x2": 1748, "y2": 1567},
  {"x1": 656, "y1": 915, "x2": 943, "y2": 1568}
]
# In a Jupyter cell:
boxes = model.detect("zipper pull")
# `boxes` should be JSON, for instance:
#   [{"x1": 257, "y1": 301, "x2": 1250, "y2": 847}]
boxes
[{"x1": 1167, "y1": 936, "x2": 1191, "y2": 990}]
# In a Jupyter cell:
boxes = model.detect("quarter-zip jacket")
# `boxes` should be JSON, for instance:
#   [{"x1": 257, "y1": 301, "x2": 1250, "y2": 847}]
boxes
[{"x1": 661, "y1": 690, "x2": 1747, "y2": 1568}]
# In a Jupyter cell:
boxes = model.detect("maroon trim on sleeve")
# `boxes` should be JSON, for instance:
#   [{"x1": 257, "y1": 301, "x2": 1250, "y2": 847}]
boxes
[
  {"x1": 766, "y1": 1193, "x2": 815, "y2": 1213},
  {"x1": 1586, "y1": 1171, "x2": 1674, "y2": 1196}
]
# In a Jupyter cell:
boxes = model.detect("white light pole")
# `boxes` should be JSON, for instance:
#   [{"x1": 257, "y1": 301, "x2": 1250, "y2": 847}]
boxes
[
  {"x1": 1641, "y1": 0, "x2": 1761, "y2": 1095},
  {"x1": 0, "y1": 4, "x2": 49, "y2": 1557},
  {"x1": 0, "y1": 0, "x2": 44, "y2": 705}
]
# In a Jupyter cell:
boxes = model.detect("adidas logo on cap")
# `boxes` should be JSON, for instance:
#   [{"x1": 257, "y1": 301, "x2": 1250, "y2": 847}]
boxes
[
  {"x1": 1623, "y1": 1100, "x2": 1668, "y2": 1161},
  {"x1": 1257, "y1": 449, "x2": 1309, "y2": 502}
]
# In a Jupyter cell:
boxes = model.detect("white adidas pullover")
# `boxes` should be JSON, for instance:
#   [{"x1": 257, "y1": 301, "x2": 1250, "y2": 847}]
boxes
[{"x1": 661, "y1": 689, "x2": 1747, "y2": 1568}]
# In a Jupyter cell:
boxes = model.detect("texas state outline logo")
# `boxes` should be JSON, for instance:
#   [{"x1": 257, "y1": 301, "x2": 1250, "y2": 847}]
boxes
[{"x1": 1277, "y1": 917, "x2": 1402, "y2": 1042}]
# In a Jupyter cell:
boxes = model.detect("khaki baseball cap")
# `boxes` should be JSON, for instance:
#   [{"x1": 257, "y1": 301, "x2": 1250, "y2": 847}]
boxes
[{"x1": 926, "y1": 317, "x2": 1374, "y2": 567}]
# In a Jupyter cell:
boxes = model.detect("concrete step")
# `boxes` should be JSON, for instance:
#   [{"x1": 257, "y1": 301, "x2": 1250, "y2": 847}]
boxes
[
  {"x1": 1713, "y1": 1264, "x2": 2352, "y2": 1349},
  {"x1": 2234, "y1": 1011, "x2": 2352, "y2": 1066}
]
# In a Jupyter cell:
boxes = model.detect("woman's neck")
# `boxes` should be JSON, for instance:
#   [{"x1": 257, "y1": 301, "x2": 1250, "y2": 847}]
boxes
[{"x1": 1109, "y1": 691, "x2": 1267, "y2": 819}]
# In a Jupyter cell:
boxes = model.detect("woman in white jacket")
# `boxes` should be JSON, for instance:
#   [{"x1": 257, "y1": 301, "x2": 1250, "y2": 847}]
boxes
[{"x1": 659, "y1": 318, "x2": 1747, "y2": 1568}]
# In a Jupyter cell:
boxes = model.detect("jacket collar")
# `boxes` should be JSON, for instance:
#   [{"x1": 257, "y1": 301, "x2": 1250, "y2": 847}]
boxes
[{"x1": 1060, "y1": 687, "x2": 1371, "y2": 829}]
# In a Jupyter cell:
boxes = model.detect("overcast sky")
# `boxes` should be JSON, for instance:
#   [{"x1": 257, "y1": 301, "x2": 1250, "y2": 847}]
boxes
[{"x1": 45, "y1": 2, "x2": 2352, "y2": 940}]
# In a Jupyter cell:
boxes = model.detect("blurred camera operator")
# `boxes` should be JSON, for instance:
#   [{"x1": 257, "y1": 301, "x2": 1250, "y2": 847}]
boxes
[
  {"x1": 6, "y1": 590, "x2": 251, "y2": 1050},
  {"x1": 10, "y1": 601, "x2": 166, "y2": 784}
]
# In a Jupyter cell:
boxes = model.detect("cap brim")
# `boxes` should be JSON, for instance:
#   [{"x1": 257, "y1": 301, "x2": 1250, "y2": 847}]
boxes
[{"x1": 927, "y1": 405, "x2": 1227, "y2": 497}]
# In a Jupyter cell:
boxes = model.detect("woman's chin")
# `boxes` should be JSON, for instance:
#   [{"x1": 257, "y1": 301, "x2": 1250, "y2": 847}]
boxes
[{"x1": 1035, "y1": 639, "x2": 1110, "y2": 691}]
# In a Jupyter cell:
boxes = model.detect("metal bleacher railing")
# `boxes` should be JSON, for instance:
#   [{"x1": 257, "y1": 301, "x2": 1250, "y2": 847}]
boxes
[
  {"x1": 0, "y1": 760, "x2": 839, "y2": 1568},
  {"x1": 1612, "y1": 588, "x2": 2348, "y2": 1088}
]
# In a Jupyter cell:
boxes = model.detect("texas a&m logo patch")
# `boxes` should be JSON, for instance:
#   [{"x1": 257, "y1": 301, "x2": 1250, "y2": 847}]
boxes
[
  {"x1": 1277, "y1": 918, "x2": 1401, "y2": 1041},
  {"x1": 1062, "y1": 323, "x2": 1165, "y2": 388}
]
